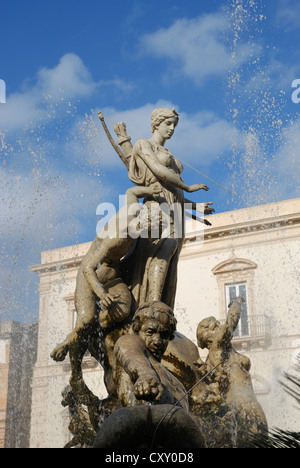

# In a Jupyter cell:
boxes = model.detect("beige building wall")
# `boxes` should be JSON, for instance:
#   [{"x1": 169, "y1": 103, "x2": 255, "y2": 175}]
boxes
[
  {"x1": 30, "y1": 244, "x2": 107, "y2": 448},
  {"x1": 30, "y1": 198, "x2": 300, "y2": 447},
  {"x1": 175, "y1": 198, "x2": 300, "y2": 431},
  {"x1": 0, "y1": 321, "x2": 38, "y2": 448}
]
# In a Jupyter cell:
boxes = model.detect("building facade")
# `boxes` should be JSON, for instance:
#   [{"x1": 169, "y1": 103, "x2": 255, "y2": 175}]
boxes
[
  {"x1": 29, "y1": 198, "x2": 300, "y2": 448},
  {"x1": 0, "y1": 321, "x2": 38, "y2": 448}
]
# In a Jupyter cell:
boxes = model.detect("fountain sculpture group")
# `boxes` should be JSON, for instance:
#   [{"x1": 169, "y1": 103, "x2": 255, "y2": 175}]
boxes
[{"x1": 51, "y1": 108, "x2": 268, "y2": 448}]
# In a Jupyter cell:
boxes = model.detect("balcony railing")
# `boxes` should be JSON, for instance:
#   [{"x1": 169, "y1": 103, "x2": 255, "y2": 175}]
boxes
[{"x1": 220, "y1": 314, "x2": 272, "y2": 349}]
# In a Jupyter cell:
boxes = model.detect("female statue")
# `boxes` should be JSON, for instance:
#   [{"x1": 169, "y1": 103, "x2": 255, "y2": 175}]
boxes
[{"x1": 121, "y1": 107, "x2": 211, "y2": 310}]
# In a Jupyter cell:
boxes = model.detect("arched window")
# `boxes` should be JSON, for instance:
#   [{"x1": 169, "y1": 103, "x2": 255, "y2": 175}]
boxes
[
  {"x1": 212, "y1": 258, "x2": 271, "y2": 348},
  {"x1": 212, "y1": 258, "x2": 257, "y2": 339}
]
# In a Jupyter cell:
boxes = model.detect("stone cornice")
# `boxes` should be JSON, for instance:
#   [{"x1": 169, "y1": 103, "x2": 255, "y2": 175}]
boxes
[
  {"x1": 30, "y1": 256, "x2": 83, "y2": 276},
  {"x1": 184, "y1": 213, "x2": 300, "y2": 246}
]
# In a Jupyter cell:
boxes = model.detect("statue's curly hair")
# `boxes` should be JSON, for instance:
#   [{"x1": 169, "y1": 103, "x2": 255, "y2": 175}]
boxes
[
  {"x1": 151, "y1": 108, "x2": 179, "y2": 133},
  {"x1": 132, "y1": 301, "x2": 177, "y2": 341}
]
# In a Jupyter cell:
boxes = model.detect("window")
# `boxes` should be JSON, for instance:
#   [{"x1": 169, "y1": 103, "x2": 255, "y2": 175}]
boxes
[
  {"x1": 225, "y1": 283, "x2": 250, "y2": 337},
  {"x1": 212, "y1": 258, "x2": 257, "y2": 324},
  {"x1": 213, "y1": 258, "x2": 271, "y2": 348}
]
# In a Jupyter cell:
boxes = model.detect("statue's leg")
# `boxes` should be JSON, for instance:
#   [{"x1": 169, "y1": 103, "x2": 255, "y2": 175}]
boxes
[
  {"x1": 67, "y1": 289, "x2": 99, "y2": 405},
  {"x1": 68, "y1": 326, "x2": 100, "y2": 406},
  {"x1": 147, "y1": 238, "x2": 178, "y2": 303},
  {"x1": 161, "y1": 236, "x2": 184, "y2": 309}
]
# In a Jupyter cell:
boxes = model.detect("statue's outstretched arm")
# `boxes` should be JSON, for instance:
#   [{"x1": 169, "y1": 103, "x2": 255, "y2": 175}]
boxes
[{"x1": 115, "y1": 335, "x2": 164, "y2": 401}]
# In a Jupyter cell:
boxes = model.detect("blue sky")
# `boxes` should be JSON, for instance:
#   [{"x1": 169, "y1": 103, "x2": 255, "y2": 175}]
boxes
[{"x1": 0, "y1": 0, "x2": 300, "y2": 322}]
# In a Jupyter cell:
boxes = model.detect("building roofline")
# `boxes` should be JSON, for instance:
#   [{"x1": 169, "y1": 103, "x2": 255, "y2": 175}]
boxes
[
  {"x1": 29, "y1": 197, "x2": 300, "y2": 275},
  {"x1": 185, "y1": 197, "x2": 300, "y2": 240}
]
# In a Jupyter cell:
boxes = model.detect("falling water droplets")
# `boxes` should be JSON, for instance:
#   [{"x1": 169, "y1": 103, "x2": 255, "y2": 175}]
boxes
[
  {"x1": 0, "y1": 90, "x2": 105, "y2": 324},
  {"x1": 223, "y1": 0, "x2": 296, "y2": 210}
]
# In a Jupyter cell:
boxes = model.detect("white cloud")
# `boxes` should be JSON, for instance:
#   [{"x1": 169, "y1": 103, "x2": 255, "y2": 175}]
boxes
[
  {"x1": 37, "y1": 53, "x2": 97, "y2": 98},
  {"x1": 0, "y1": 53, "x2": 133, "y2": 133},
  {"x1": 0, "y1": 54, "x2": 96, "y2": 132},
  {"x1": 0, "y1": 54, "x2": 95, "y2": 132},
  {"x1": 0, "y1": 89, "x2": 39, "y2": 133},
  {"x1": 139, "y1": 13, "x2": 256, "y2": 86},
  {"x1": 276, "y1": 0, "x2": 300, "y2": 30}
]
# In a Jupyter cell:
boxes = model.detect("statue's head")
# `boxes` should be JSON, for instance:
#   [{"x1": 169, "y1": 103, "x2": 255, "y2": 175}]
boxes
[
  {"x1": 196, "y1": 316, "x2": 221, "y2": 349},
  {"x1": 132, "y1": 301, "x2": 177, "y2": 361},
  {"x1": 151, "y1": 108, "x2": 179, "y2": 139}
]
